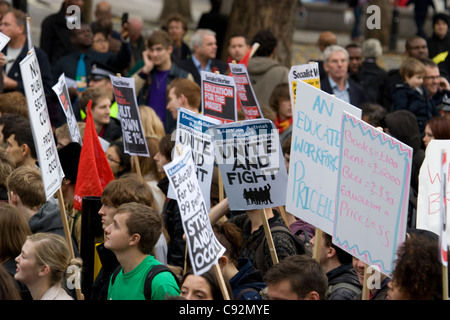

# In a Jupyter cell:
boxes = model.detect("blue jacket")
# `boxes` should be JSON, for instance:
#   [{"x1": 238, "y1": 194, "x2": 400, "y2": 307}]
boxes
[{"x1": 230, "y1": 258, "x2": 267, "y2": 300}]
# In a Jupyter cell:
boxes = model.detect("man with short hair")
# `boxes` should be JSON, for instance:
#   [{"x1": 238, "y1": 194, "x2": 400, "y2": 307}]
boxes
[
  {"x1": 264, "y1": 255, "x2": 328, "y2": 300},
  {"x1": 134, "y1": 29, "x2": 193, "y2": 133},
  {"x1": 166, "y1": 78, "x2": 201, "y2": 122},
  {"x1": 5, "y1": 118, "x2": 37, "y2": 168},
  {"x1": 227, "y1": 34, "x2": 250, "y2": 63},
  {"x1": 320, "y1": 45, "x2": 367, "y2": 107},
  {"x1": 422, "y1": 58, "x2": 450, "y2": 107},
  {"x1": 105, "y1": 202, "x2": 180, "y2": 300},
  {"x1": 177, "y1": 28, "x2": 228, "y2": 86}
]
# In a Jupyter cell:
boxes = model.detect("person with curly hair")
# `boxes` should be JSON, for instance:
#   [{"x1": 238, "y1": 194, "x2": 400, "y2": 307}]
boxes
[{"x1": 387, "y1": 230, "x2": 443, "y2": 300}]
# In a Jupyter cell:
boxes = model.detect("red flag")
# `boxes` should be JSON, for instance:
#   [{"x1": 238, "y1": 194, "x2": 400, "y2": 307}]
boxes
[{"x1": 73, "y1": 100, "x2": 115, "y2": 211}]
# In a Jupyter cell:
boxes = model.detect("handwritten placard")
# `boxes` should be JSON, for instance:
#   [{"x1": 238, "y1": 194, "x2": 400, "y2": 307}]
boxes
[
  {"x1": 417, "y1": 140, "x2": 450, "y2": 238},
  {"x1": 333, "y1": 112, "x2": 412, "y2": 276},
  {"x1": 164, "y1": 145, "x2": 225, "y2": 275},
  {"x1": 285, "y1": 80, "x2": 361, "y2": 234}
]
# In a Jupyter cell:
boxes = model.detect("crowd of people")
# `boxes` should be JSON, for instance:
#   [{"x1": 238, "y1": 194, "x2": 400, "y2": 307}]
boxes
[{"x1": 0, "y1": 0, "x2": 449, "y2": 301}]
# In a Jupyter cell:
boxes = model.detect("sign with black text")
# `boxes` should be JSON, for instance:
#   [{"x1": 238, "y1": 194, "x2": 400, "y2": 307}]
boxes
[
  {"x1": 164, "y1": 146, "x2": 225, "y2": 275},
  {"x1": 209, "y1": 119, "x2": 288, "y2": 210},
  {"x1": 201, "y1": 71, "x2": 237, "y2": 123},
  {"x1": 20, "y1": 48, "x2": 64, "y2": 200},
  {"x1": 110, "y1": 75, "x2": 149, "y2": 157}
]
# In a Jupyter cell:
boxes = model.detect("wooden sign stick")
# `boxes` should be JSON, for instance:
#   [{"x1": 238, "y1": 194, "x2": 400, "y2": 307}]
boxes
[
  {"x1": 260, "y1": 208, "x2": 279, "y2": 266},
  {"x1": 133, "y1": 156, "x2": 144, "y2": 183},
  {"x1": 443, "y1": 263, "x2": 449, "y2": 300},
  {"x1": 312, "y1": 228, "x2": 323, "y2": 262},
  {"x1": 361, "y1": 264, "x2": 370, "y2": 300},
  {"x1": 56, "y1": 188, "x2": 82, "y2": 300},
  {"x1": 213, "y1": 263, "x2": 230, "y2": 300}
]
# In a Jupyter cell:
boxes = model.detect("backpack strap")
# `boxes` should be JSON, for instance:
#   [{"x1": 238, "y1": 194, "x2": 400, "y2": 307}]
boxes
[
  {"x1": 327, "y1": 282, "x2": 362, "y2": 298},
  {"x1": 143, "y1": 264, "x2": 180, "y2": 300},
  {"x1": 110, "y1": 265, "x2": 122, "y2": 286}
]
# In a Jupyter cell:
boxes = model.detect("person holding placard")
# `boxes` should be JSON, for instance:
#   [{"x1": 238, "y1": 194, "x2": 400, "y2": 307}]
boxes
[
  {"x1": 105, "y1": 141, "x2": 131, "y2": 179},
  {"x1": 213, "y1": 221, "x2": 267, "y2": 300},
  {"x1": 310, "y1": 232, "x2": 361, "y2": 300},
  {"x1": 352, "y1": 257, "x2": 390, "y2": 300},
  {"x1": 4, "y1": 117, "x2": 37, "y2": 168},
  {"x1": 105, "y1": 202, "x2": 180, "y2": 300},
  {"x1": 264, "y1": 254, "x2": 328, "y2": 300},
  {"x1": 387, "y1": 230, "x2": 442, "y2": 300},
  {"x1": 166, "y1": 78, "x2": 201, "y2": 122},
  {"x1": 180, "y1": 267, "x2": 232, "y2": 300}
]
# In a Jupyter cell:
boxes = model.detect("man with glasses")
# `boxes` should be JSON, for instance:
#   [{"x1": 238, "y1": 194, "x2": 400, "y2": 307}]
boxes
[{"x1": 422, "y1": 58, "x2": 450, "y2": 107}]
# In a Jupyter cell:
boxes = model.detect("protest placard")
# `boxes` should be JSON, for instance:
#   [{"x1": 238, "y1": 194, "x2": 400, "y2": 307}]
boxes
[
  {"x1": 110, "y1": 75, "x2": 149, "y2": 157},
  {"x1": 201, "y1": 71, "x2": 237, "y2": 123},
  {"x1": 228, "y1": 63, "x2": 262, "y2": 120},
  {"x1": 333, "y1": 112, "x2": 412, "y2": 276},
  {"x1": 417, "y1": 140, "x2": 450, "y2": 238},
  {"x1": 52, "y1": 73, "x2": 83, "y2": 145},
  {"x1": 20, "y1": 48, "x2": 64, "y2": 201},
  {"x1": 285, "y1": 80, "x2": 362, "y2": 234},
  {"x1": 175, "y1": 108, "x2": 221, "y2": 211},
  {"x1": 164, "y1": 145, "x2": 226, "y2": 276},
  {"x1": 209, "y1": 118, "x2": 287, "y2": 211},
  {"x1": 0, "y1": 31, "x2": 10, "y2": 51},
  {"x1": 288, "y1": 62, "x2": 320, "y2": 109}
]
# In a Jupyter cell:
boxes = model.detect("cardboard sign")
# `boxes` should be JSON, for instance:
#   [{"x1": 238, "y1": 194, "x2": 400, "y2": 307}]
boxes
[
  {"x1": 201, "y1": 71, "x2": 237, "y2": 123},
  {"x1": 110, "y1": 75, "x2": 149, "y2": 157},
  {"x1": 333, "y1": 113, "x2": 412, "y2": 276},
  {"x1": 175, "y1": 108, "x2": 221, "y2": 211},
  {"x1": 20, "y1": 48, "x2": 64, "y2": 200},
  {"x1": 228, "y1": 63, "x2": 262, "y2": 120},
  {"x1": 288, "y1": 62, "x2": 320, "y2": 109},
  {"x1": 417, "y1": 140, "x2": 450, "y2": 238},
  {"x1": 0, "y1": 31, "x2": 10, "y2": 51},
  {"x1": 164, "y1": 146, "x2": 225, "y2": 275},
  {"x1": 210, "y1": 118, "x2": 287, "y2": 210},
  {"x1": 52, "y1": 73, "x2": 83, "y2": 145},
  {"x1": 285, "y1": 80, "x2": 361, "y2": 234}
]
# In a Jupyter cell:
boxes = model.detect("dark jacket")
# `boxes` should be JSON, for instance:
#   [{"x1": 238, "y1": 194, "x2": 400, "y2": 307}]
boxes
[
  {"x1": 2, "y1": 40, "x2": 53, "y2": 97},
  {"x1": 230, "y1": 258, "x2": 267, "y2": 300},
  {"x1": 90, "y1": 242, "x2": 120, "y2": 300},
  {"x1": 427, "y1": 33, "x2": 450, "y2": 61},
  {"x1": 29, "y1": 202, "x2": 80, "y2": 257},
  {"x1": 137, "y1": 62, "x2": 192, "y2": 133},
  {"x1": 320, "y1": 76, "x2": 368, "y2": 108},
  {"x1": 327, "y1": 263, "x2": 362, "y2": 300},
  {"x1": 157, "y1": 177, "x2": 185, "y2": 268},
  {"x1": 350, "y1": 60, "x2": 388, "y2": 105},
  {"x1": 229, "y1": 210, "x2": 298, "y2": 275},
  {"x1": 39, "y1": 2, "x2": 82, "y2": 64},
  {"x1": 176, "y1": 56, "x2": 228, "y2": 86},
  {"x1": 100, "y1": 118, "x2": 122, "y2": 143},
  {"x1": 52, "y1": 44, "x2": 131, "y2": 82},
  {"x1": 391, "y1": 83, "x2": 440, "y2": 134}
]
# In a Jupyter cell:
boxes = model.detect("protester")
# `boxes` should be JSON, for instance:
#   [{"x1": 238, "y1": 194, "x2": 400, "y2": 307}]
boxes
[
  {"x1": 138, "y1": 105, "x2": 166, "y2": 139},
  {"x1": 391, "y1": 57, "x2": 439, "y2": 135},
  {"x1": 352, "y1": 257, "x2": 390, "y2": 300},
  {"x1": 0, "y1": 91, "x2": 28, "y2": 118},
  {"x1": 105, "y1": 140, "x2": 131, "y2": 179},
  {"x1": 247, "y1": 29, "x2": 289, "y2": 109},
  {"x1": 164, "y1": 13, "x2": 191, "y2": 63},
  {"x1": 268, "y1": 82, "x2": 292, "y2": 145},
  {"x1": 180, "y1": 267, "x2": 233, "y2": 300},
  {"x1": 423, "y1": 116, "x2": 450, "y2": 148},
  {"x1": 4, "y1": 118, "x2": 37, "y2": 168},
  {"x1": 92, "y1": 177, "x2": 167, "y2": 300},
  {"x1": 0, "y1": 149, "x2": 15, "y2": 202},
  {"x1": 264, "y1": 254, "x2": 328, "y2": 300},
  {"x1": 427, "y1": 12, "x2": 450, "y2": 64},
  {"x1": 105, "y1": 202, "x2": 180, "y2": 300},
  {"x1": 214, "y1": 221, "x2": 267, "y2": 300},
  {"x1": 166, "y1": 78, "x2": 201, "y2": 123},
  {"x1": 0, "y1": 264, "x2": 22, "y2": 300},
  {"x1": 310, "y1": 232, "x2": 361, "y2": 300},
  {"x1": 387, "y1": 230, "x2": 442, "y2": 300},
  {"x1": 226, "y1": 33, "x2": 250, "y2": 64},
  {"x1": 0, "y1": 202, "x2": 31, "y2": 299},
  {"x1": 15, "y1": 232, "x2": 83, "y2": 300}
]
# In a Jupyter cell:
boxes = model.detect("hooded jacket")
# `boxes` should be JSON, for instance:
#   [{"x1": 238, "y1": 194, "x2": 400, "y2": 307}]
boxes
[
  {"x1": 327, "y1": 263, "x2": 362, "y2": 300},
  {"x1": 230, "y1": 258, "x2": 267, "y2": 300},
  {"x1": 247, "y1": 56, "x2": 289, "y2": 108}
]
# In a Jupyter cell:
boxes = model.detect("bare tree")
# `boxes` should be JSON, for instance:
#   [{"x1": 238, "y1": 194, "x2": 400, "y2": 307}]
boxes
[{"x1": 222, "y1": 0, "x2": 297, "y2": 67}]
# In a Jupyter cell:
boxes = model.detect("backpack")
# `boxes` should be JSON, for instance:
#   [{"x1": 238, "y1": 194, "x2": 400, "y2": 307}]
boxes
[
  {"x1": 254, "y1": 222, "x2": 308, "y2": 274},
  {"x1": 327, "y1": 282, "x2": 362, "y2": 299},
  {"x1": 110, "y1": 264, "x2": 180, "y2": 300}
]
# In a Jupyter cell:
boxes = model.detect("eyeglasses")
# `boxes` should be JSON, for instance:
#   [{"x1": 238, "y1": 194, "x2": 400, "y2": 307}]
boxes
[
  {"x1": 423, "y1": 76, "x2": 440, "y2": 80},
  {"x1": 106, "y1": 155, "x2": 121, "y2": 164}
]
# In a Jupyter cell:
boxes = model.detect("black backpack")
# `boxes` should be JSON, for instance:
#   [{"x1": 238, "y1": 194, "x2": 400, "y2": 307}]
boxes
[
  {"x1": 255, "y1": 222, "x2": 307, "y2": 274},
  {"x1": 110, "y1": 264, "x2": 180, "y2": 300}
]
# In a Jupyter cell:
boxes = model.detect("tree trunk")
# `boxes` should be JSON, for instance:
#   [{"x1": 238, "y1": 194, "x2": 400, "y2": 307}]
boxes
[
  {"x1": 221, "y1": 0, "x2": 297, "y2": 67},
  {"x1": 158, "y1": 0, "x2": 192, "y2": 25}
]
